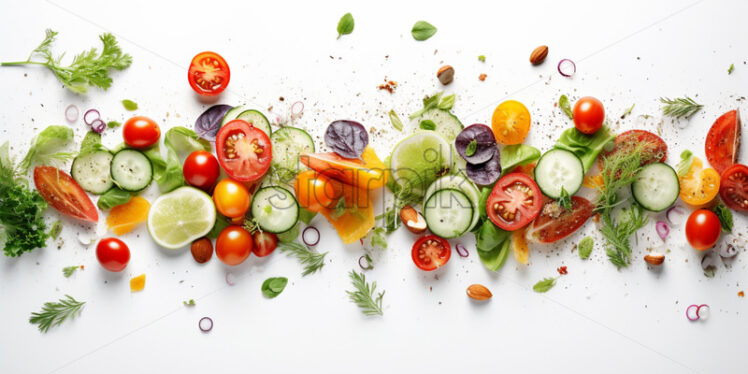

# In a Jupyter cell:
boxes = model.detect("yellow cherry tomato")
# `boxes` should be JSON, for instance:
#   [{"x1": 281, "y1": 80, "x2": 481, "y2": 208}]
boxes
[
  {"x1": 491, "y1": 100, "x2": 531, "y2": 145},
  {"x1": 679, "y1": 157, "x2": 720, "y2": 206},
  {"x1": 213, "y1": 179, "x2": 251, "y2": 218}
]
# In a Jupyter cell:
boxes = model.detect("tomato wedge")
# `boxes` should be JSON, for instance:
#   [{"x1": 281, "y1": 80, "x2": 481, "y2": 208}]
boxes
[
  {"x1": 719, "y1": 163, "x2": 748, "y2": 212},
  {"x1": 705, "y1": 109, "x2": 741, "y2": 174},
  {"x1": 300, "y1": 146, "x2": 387, "y2": 190},
  {"x1": 216, "y1": 120, "x2": 272, "y2": 182},
  {"x1": 34, "y1": 166, "x2": 98, "y2": 222},
  {"x1": 188, "y1": 51, "x2": 230, "y2": 96},
  {"x1": 411, "y1": 235, "x2": 451, "y2": 271},
  {"x1": 486, "y1": 173, "x2": 542, "y2": 231},
  {"x1": 679, "y1": 157, "x2": 720, "y2": 206},
  {"x1": 526, "y1": 196, "x2": 593, "y2": 243},
  {"x1": 601, "y1": 129, "x2": 667, "y2": 167}
]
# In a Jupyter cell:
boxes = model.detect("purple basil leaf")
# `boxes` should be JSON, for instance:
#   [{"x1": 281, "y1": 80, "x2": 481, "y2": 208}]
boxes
[
  {"x1": 324, "y1": 120, "x2": 368, "y2": 159},
  {"x1": 466, "y1": 148, "x2": 501, "y2": 186},
  {"x1": 195, "y1": 104, "x2": 232, "y2": 141},
  {"x1": 455, "y1": 124, "x2": 497, "y2": 164}
]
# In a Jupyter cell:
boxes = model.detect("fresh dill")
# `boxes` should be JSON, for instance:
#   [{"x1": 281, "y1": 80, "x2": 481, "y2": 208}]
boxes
[
  {"x1": 346, "y1": 270, "x2": 384, "y2": 316},
  {"x1": 29, "y1": 295, "x2": 85, "y2": 333},
  {"x1": 278, "y1": 241, "x2": 327, "y2": 276},
  {"x1": 62, "y1": 265, "x2": 81, "y2": 278}
]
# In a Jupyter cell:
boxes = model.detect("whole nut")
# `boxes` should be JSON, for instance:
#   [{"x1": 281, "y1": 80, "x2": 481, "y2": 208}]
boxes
[
  {"x1": 466, "y1": 284, "x2": 492, "y2": 301},
  {"x1": 399, "y1": 205, "x2": 427, "y2": 234},
  {"x1": 644, "y1": 253, "x2": 665, "y2": 266},
  {"x1": 437, "y1": 65, "x2": 455, "y2": 85},
  {"x1": 529, "y1": 45, "x2": 549, "y2": 65},
  {"x1": 191, "y1": 237, "x2": 213, "y2": 263}
]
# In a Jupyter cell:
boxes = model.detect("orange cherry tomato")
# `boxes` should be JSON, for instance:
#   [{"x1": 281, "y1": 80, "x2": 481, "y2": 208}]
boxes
[
  {"x1": 679, "y1": 157, "x2": 720, "y2": 206},
  {"x1": 491, "y1": 100, "x2": 531, "y2": 145},
  {"x1": 123, "y1": 116, "x2": 161, "y2": 148},
  {"x1": 215, "y1": 226, "x2": 252, "y2": 265},
  {"x1": 294, "y1": 170, "x2": 340, "y2": 213},
  {"x1": 213, "y1": 179, "x2": 250, "y2": 218}
]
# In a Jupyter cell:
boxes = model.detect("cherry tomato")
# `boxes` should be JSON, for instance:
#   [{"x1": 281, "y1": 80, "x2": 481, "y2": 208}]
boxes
[
  {"x1": 96, "y1": 238, "x2": 130, "y2": 272},
  {"x1": 526, "y1": 196, "x2": 594, "y2": 243},
  {"x1": 34, "y1": 166, "x2": 98, "y2": 222},
  {"x1": 705, "y1": 109, "x2": 741, "y2": 174},
  {"x1": 252, "y1": 231, "x2": 278, "y2": 257},
  {"x1": 411, "y1": 235, "x2": 451, "y2": 271},
  {"x1": 188, "y1": 51, "x2": 230, "y2": 96},
  {"x1": 216, "y1": 120, "x2": 272, "y2": 182},
  {"x1": 491, "y1": 100, "x2": 531, "y2": 145},
  {"x1": 213, "y1": 179, "x2": 250, "y2": 218},
  {"x1": 573, "y1": 96, "x2": 605, "y2": 134},
  {"x1": 679, "y1": 157, "x2": 720, "y2": 206},
  {"x1": 685, "y1": 209, "x2": 721, "y2": 250},
  {"x1": 719, "y1": 164, "x2": 748, "y2": 212},
  {"x1": 123, "y1": 116, "x2": 161, "y2": 148},
  {"x1": 294, "y1": 170, "x2": 340, "y2": 213},
  {"x1": 486, "y1": 173, "x2": 542, "y2": 231},
  {"x1": 183, "y1": 150, "x2": 220, "y2": 191},
  {"x1": 601, "y1": 130, "x2": 667, "y2": 170},
  {"x1": 216, "y1": 226, "x2": 252, "y2": 265}
]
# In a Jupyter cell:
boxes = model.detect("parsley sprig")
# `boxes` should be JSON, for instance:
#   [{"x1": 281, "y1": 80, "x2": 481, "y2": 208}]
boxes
[
  {"x1": 29, "y1": 295, "x2": 85, "y2": 333},
  {"x1": 278, "y1": 241, "x2": 327, "y2": 276},
  {"x1": 346, "y1": 270, "x2": 384, "y2": 316}
]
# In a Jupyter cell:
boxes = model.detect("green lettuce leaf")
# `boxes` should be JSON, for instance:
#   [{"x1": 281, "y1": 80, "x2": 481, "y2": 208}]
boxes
[{"x1": 554, "y1": 126, "x2": 616, "y2": 173}]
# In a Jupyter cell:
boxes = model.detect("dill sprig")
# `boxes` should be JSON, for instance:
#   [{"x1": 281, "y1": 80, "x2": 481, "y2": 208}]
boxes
[
  {"x1": 659, "y1": 96, "x2": 703, "y2": 119},
  {"x1": 29, "y1": 295, "x2": 85, "y2": 333},
  {"x1": 599, "y1": 204, "x2": 648, "y2": 268},
  {"x1": 346, "y1": 270, "x2": 384, "y2": 316},
  {"x1": 278, "y1": 241, "x2": 327, "y2": 276},
  {"x1": 62, "y1": 265, "x2": 81, "y2": 278}
]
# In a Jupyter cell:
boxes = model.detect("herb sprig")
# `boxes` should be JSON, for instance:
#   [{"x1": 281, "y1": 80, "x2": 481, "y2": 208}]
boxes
[
  {"x1": 29, "y1": 295, "x2": 85, "y2": 333},
  {"x1": 62, "y1": 266, "x2": 81, "y2": 278},
  {"x1": 659, "y1": 96, "x2": 703, "y2": 119},
  {"x1": 533, "y1": 277, "x2": 558, "y2": 293},
  {"x1": 278, "y1": 241, "x2": 327, "y2": 276},
  {"x1": 346, "y1": 270, "x2": 384, "y2": 316}
]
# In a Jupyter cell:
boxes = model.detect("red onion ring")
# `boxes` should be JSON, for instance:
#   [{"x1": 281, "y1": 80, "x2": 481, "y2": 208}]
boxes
[
  {"x1": 225, "y1": 272, "x2": 236, "y2": 286},
  {"x1": 655, "y1": 221, "x2": 669, "y2": 242},
  {"x1": 199, "y1": 317, "x2": 213, "y2": 332},
  {"x1": 557, "y1": 59, "x2": 576, "y2": 77},
  {"x1": 666, "y1": 206, "x2": 687, "y2": 227},
  {"x1": 358, "y1": 255, "x2": 373, "y2": 270},
  {"x1": 83, "y1": 109, "x2": 100, "y2": 126},
  {"x1": 686, "y1": 304, "x2": 700, "y2": 321},
  {"x1": 291, "y1": 101, "x2": 304, "y2": 117},
  {"x1": 302, "y1": 226, "x2": 320, "y2": 247},
  {"x1": 696, "y1": 304, "x2": 710, "y2": 320},
  {"x1": 65, "y1": 104, "x2": 79, "y2": 123},
  {"x1": 456, "y1": 244, "x2": 469, "y2": 257},
  {"x1": 90, "y1": 119, "x2": 106, "y2": 134}
]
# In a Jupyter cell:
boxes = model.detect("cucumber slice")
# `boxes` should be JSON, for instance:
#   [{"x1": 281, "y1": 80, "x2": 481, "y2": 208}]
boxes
[
  {"x1": 269, "y1": 127, "x2": 315, "y2": 181},
  {"x1": 423, "y1": 188, "x2": 474, "y2": 239},
  {"x1": 220, "y1": 105, "x2": 246, "y2": 126},
  {"x1": 71, "y1": 150, "x2": 113, "y2": 194},
  {"x1": 423, "y1": 174, "x2": 481, "y2": 232},
  {"x1": 111, "y1": 149, "x2": 153, "y2": 192},
  {"x1": 236, "y1": 109, "x2": 272, "y2": 136},
  {"x1": 251, "y1": 186, "x2": 299, "y2": 233},
  {"x1": 534, "y1": 149, "x2": 584, "y2": 199},
  {"x1": 413, "y1": 108, "x2": 464, "y2": 142},
  {"x1": 632, "y1": 162, "x2": 679, "y2": 212}
]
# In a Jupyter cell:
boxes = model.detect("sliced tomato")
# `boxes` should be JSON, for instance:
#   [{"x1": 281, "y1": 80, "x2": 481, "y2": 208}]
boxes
[
  {"x1": 34, "y1": 166, "x2": 98, "y2": 222},
  {"x1": 411, "y1": 235, "x2": 451, "y2": 271},
  {"x1": 300, "y1": 146, "x2": 387, "y2": 190},
  {"x1": 679, "y1": 157, "x2": 720, "y2": 206},
  {"x1": 486, "y1": 173, "x2": 542, "y2": 231},
  {"x1": 705, "y1": 109, "x2": 741, "y2": 174},
  {"x1": 188, "y1": 51, "x2": 230, "y2": 96},
  {"x1": 215, "y1": 120, "x2": 272, "y2": 182},
  {"x1": 526, "y1": 196, "x2": 593, "y2": 243},
  {"x1": 719, "y1": 163, "x2": 748, "y2": 212},
  {"x1": 601, "y1": 129, "x2": 667, "y2": 168}
]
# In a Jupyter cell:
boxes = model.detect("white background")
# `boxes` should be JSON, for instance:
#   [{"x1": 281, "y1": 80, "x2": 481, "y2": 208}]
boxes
[{"x1": 0, "y1": 0, "x2": 746, "y2": 373}]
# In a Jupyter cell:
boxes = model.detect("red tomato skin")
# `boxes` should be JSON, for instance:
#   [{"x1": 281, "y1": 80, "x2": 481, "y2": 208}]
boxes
[
  {"x1": 123, "y1": 116, "x2": 161, "y2": 148},
  {"x1": 252, "y1": 232, "x2": 278, "y2": 257},
  {"x1": 216, "y1": 226, "x2": 253, "y2": 266},
  {"x1": 527, "y1": 196, "x2": 594, "y2": 243},
  {"x1": 573, "y1": 96, "x2": 605, "y2": 134},
  {"x1": 602, "y1": 130, "x2": 668, "y2": 167},
  {"x1": 34, "y1": 166, "x2": 98, "y2": 222},
  {"x1": 96, "y1": 238, "x2": 130, "y2": 272},
  {"x1": 188, "y1": 51, "x2": 230, "y2": 96},
  {"x1": 486, "y1": 173, "x2": 542, "y2": 231},
  {"x1": 411, "y1": 235, "x2": 451, "y2": 271},
  {"x1": 215, "y1": 120, "x2": 272, "y2": 182},
  {"x1": 685, "y1": 209, "x2": 721, "y2": 250},
  {"x1": 719, "y1": 163, "x2": 748, "y2": 212},
  {"x1": 183, "y1": 150, "x2": 220, "y2": 191},
  {"x1": 705, "y1": 109, "x2": 741, "y2": 175}
]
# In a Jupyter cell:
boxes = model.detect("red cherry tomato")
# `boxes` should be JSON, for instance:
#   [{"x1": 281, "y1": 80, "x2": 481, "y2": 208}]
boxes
[
  {"x1": 183, "y1": 150, "x2": 220, "y2": 191},
  {"x1": 216, "y1": 226, "x2": 253, "y2": 265},
  {"x1": 705, "y1": 110, "x2": 741, "y2": 175},
  {"x1": 96, "y1": 238, "x2": 130, "y2": 272},
  {"x1": 486, "y1": 173, "x2": 542, "y2": 231},
  {"x1": 34, "y1": 166, "x2": 98, "y2": 222},
  {"x1": 412, "y1": 235, "x2": 451, "y2": 271},
  {"x1": 216, "y1": 120, "x2": 272, "y2": 182},
  {"x1": 719, "y1": 164, "x2": 748, "y2": 212},
  {"x1": 252, "y1": 231, "x2": 278, "y2": 257},
  {"x1": 573, "y1": 96, "x2": 605, "y2": 134},
  {"x1": 123, "y1": 116, "x2": 161, "y2": 148},
  {"x1": 685, "y1": 209, "x2": 721, "y2": 250},
  {"x1": 526, "y1": 196, "x2": 594, "y2": 243},
  {"x1": 188, "y1": 51, "x2": 230, "y2": 96}
]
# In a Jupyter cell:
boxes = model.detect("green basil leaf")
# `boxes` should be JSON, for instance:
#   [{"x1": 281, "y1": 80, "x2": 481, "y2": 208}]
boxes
[
  {"x1": 337, "y1": 13, "x2": 354, "y2": 39},
  {"x1": 438, "y1": 94, "x2": 455, "y2": 110},
  {"x1": 500, "y1": 144, "x2": 541, "y2": 177},
  {"x1": 388, "y1": 110, "x2": 403, "y2": 131},
  {"x1": 97, "y1": 187, "x2": 133, "y2": 210},
  {"x1": 411, "y1": 21, "x2": 437, "y2": 41},
  {"x1": 107, "y1": 121, "x2": 122, "y2": 128},
  {"x1": 262, "y1": 277, "x2": 288, "y2": 298},
  {"x1": 578, "y1": 236, "x2": 594, "y2": 259},
  {"x1": 712, "y1": 202, "x2": 733, "y2": 232},
  {"x1": 419, "y1": 119, "x2": 436, "y2": 130},
  {"x1": 465, "y1": 139, "x2": 477, "y2": 157},
  {"x1": 559, "y1": 95, "x2": 573, "y2": 120},
  {"x1": 298, "y1": 208, "x2": 317, "y2": 225},
  {"x1": 533, "y1": 277, "x2": 557, "y2": 293},
  {"x1": 207, "y1": 215, "x2": 231, "y2": 239},
  {"x1": 122, "y1": 99, "x2": 138, "y2": 111}
]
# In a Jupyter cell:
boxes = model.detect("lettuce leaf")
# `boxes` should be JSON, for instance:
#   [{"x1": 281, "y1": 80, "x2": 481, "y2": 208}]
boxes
[{"x1": 554, "y1": 126, "x2": 616, "y2": 173}]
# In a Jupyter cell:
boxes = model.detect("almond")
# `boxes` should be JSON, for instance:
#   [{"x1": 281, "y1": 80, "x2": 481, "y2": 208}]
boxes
[
  {"x1": 399, "y1": 205, "x2": 427, "y2": 234},
  {"x1": 529, "y1": 45, "x2": 549, "y2": 65},
  {"x1": 466, "y1": 284, "x2": 492, "y2": 301},
  {"x1": 644, "y1": 253, "x2": 665, "y2": 266},
  {"x1": 437, "y1": 65, "x2": 454, "y2": 85},
  {"x1": 191, "y1": 237, "x2": 213, "y2": 263}
]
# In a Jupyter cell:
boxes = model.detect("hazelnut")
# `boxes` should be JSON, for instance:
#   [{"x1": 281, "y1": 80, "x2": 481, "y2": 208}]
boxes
[
  {"x1": 437, "y1": 65, "x2": 454, "y2": 85},
  {"x1": 191, "y1": 237, "x2": 213, "y2": 263}
]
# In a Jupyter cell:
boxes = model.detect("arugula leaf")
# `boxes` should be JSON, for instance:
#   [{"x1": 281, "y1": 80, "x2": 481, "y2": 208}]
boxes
[
  {"x1": 261, "y1": 277, "x2": 288, "y2": 298},
  {"x1": 578, "y1": 236, "x2": 593, "y2": 259},
  {"x1": 713, "y1": 202, "x2": 733, "y2": 232},
  {"x1": 337, "y1": 13, "x2": 355, "y2": 39},
  {"x1": 18, "y1": 125, "x2": 75, "y2": 173},
  {"x1": 346, "y1": 270, "x2": 384, "y2": 316},
  {"x1": 676, "y1": 150, "x2": 694, "y2": 177},
  {"x1": 388, "y1": 110, "x2": 403, "y2": 131},
  {"x1": 122, "y1": 99, "x2": 138, "y2": 111},
  {"x1": 533, "y1": 277, "x2": 557, "y2": 293},
  {"x1": 500, "y1": 144, "x2": 540, "y2": 177},
  {"x1": 558, "y1": 187, "x2": 572, "y2": 210},
  {"x1": 465, "y1": 140, "x2": 478, "y2": 157},
  {"x1": 411, "y1": 21, "x2": 437, "y2": 41},
  {"x1": 554, "y1": 126, "x2": 615, "y2": 173},
  {"x1": 559, "y1": 95, "x2": 573, "y2": 120},
  {"x1": 474, "y1": 220, "x2": 512, "y2": 271},
  {"x1": 419, "y1": 119, "x2": 436, "y2": 130},
  {"x1": 29, "y1": 295, "x2": 85, "y2": 333}
]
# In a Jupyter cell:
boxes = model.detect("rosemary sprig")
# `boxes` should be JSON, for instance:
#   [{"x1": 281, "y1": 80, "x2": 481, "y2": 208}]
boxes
[
  {"x1": 29, "y1": 295, "x2": 85, "y2": 333},
  {"x1": 659, "y1": 96, "x2": 703, "y2": 119},
  {"x1": 346, "y1": 270, "x2": 384, "y2": 316},
  {"x1": 278, "y1": 241, "x2": 327, "y2": 276}
]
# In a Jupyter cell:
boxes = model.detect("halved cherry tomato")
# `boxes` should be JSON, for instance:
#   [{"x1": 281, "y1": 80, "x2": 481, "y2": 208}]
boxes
[
  {"x1": 300, "y1": 146, "x2": 387, "y2": 190},
  {"x1": 486, "y1": 173, "x2": 542, "y2": 231},
  {"x1": 216, "y1": 120, "x2": 272, "y2": 182},
  {"x1": 252, "y1": 231, "x2": 278, "y2": 257},
  {"x1": 411, "y1": 235, "x2": 451, "y2": 271},
  {"x1": 679, "y1": 157, "x2": 720, "y2": 206},
  {"x1": 34, "y1": 166, "x2": 98, "y2": 222},
  {"x1": 573, "y1": 96, "x2": 605, "y2": 134},
  {"x1": 96, "y1": 238, "x2": 130, "y2": 272},
  {"x1": 685, "y1": 209, "x2": 721, "y2": 250},
  {"x1": 491, "y1": 100, "x2": 531, "y2": 145},
  {"x1": 183, "y1": 150, "x2": 220, "y2": 191},
  {"x1": 294, "y1": 170, "x2": 341, "y2": 213},
  {"x1": 601, "y1": 129, "x2": 667, "y2": 168},
  {"x1": 216, "y1": 226, "x2": 252, "y2": 265},
  {"x1": 719, "y1": 163, "x2": 748, "y2": 212},
  {"x1": 188, "y1": 51, "x2": 230, "y2": 96},
  {"x1": 705, "y1": 109, "x2": 741, "y2": 174},
  {"x1": 526, "y1": 196, "x2": 594, "y2": 243},
  {"x1": 123, "y1": 116, "x2": 160, "y2": 148},
  {"x1": 213, "y1": 179, "x2": 250, "y2": 218}
]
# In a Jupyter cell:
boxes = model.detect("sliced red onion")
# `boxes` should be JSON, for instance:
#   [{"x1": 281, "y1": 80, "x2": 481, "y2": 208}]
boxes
[
  {"x1": 696, "y1": 304, "x2": 710, "y2": 320},
  {"x1": 686, "y1": 304, "x2": 700, "y2": 321},
  {"x1": 225, "y1": 272, "x2": 236, "y2": 286},
  {"x1": 199, "y1": 317, "x2": 213, "y2": 332},
  {"x1": 719, "y1": 243, "x2": 738, "y2": 258},
  {"x1": 456, "y1": 244, "x2": 469, "y2": 257},
  {"x1": 302, "y1": 226, "x2": 320, "y2": 247},
  {"x1": 83, "y1": 109, "x2": 100, "y2": 126},
  {"x1": 65, "y1": 104, "x2": 79, "y2": 123},
  {"x1": 358, "y1": 255, "x2": 373, "y2": 270},
  {"x1": 291, "y1": 101, "x2": 304, "y2": 118},
  {"x1": 666, "y1": 206, "x2": 687, "y2": 227},
  {"x1": 701, "y1": 251, "x2": 719, "y2": 277},
  {"x1": 557, "y1": 59, "x2": 576, "y2": 77},
  {"x1": 90, "y1": 119, "x2": 106, "y2": 134},
  {"x1": 655, "y1": 221, "x2": 669, "y2": 242}
]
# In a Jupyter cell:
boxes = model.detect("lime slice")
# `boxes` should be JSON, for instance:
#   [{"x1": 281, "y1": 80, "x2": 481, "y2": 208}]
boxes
[
  {"x1": 389, "y1": 131, "x2": 453, "y2": 197},
  {"x1": 147, "y1": 187, "x2": 216, "y2": 249}
]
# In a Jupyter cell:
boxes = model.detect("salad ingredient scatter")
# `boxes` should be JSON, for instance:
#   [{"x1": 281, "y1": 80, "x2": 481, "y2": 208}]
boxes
[
  {"x1": 336, "y1": 13, "x2": 355, "y2": 39},
  {"x1": 685, "y1": 209, "x2": 721, "y2": 250},
  {"x1": 712, "y1": 202, "x2": 733, "y2": 232},
  {"x1": 278, "y1": 241, "x2": 327, "y2": 276},
  {"x1": 558, "y1": 95, "x2": 573, "y2": 120},
  {"x1": 96, "y1": 238, "x2": 130, "y2": 272},
  {"x1": 659, "y1": 96, "x2": 703, "y2": 119},
  {"x1": 572, "y1": 96, "x2": 605, "y2": 134},
  {"x1": 527, "y1": 197, "x2": 593, "y2": 244},
  {"x1": 529, "y1": 45, "x2": 549, "y2": 65},
  {"x1": 198, "y1": 317, "x2": 213, "y2": 332},
  {"x1": 554, "y1": 126, "x2": 615, "y2": 173},
  {"x1": 29, "y1": 295, "x2": 85, "y2": 333},
  {"x1": 346, "y1": 270, "x2": 384, "y2": 316},
  {"x1": 188, "y1": 52, "x2": 230, "y2": 96},
  {"x1": 455, "y1": 124, "x2": 497, "y2": 164},
  {"x1": 411, "y1": 21, "x2": 437, "y2": 41},
  {"x1": 678, "y1": 157, "x2": 719, "y2": 206},
  {"x1": 261, "y1": 277, "x2": 288, "y2": 298}
]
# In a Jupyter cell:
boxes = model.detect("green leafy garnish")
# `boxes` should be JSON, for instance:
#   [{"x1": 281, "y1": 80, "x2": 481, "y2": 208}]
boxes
[
  {"x1": 558, "y1": 187, "x2": 572, "y2": 210},
  {"x1": 121, "y1": 99, "x2": 138, "y2": 111},
  {"x1": 438, "y1": 94, "x2": 455, "y2": 110},
  {"x1": 370, "y1": 227, "x2": 388, "y2": 249},
  {"x1": 659, "y1": 96, "x2": 703, "y2": 119},
  {"x1": 533, "y1": 277, "x2": 557, "y2": 293},
  {"x1": 278, "y1": 241, "x2": 327, "y2": 276},
  {"x1": 601, "y1": 203, "x2": 648, "y2": 268},
  {"x1": 388, "y1": 110, "x2": 403, "y2": 131},
  {"x1": 48, "y1": 220, "x2": 63, "y2": 239},
  {"x1": 621, "y1": 104, "x2": 635, "y2": 119},
  {"x1": 465, "y1": 140, "x2": 478, "y2": 157},
  {"x1": 713, "y1": 202, "x2": 733, "y2": 232},
  {"x1": 18, "y1": 125, "x2": 75, "y2": 173},
  {"x1": 29, "y1": 295, "x2": 85, "y2": 333},
  {"x1": 331, "y1": 197, "x2": 348, "y2": 219},
  {"x1": 410, "y1": 92, "x2": 454, "y2": 119},
  {"x1": 107, "y1": 121, "x2": 122, "y2": 128},
  {"x1": 337, "y1": 13, "x2": 355, "y2": 39},
  {"x1": 183, "y1": 299, "x2": 195, "y2": 306},
  {"x1": 578, "y1": 236, "x2": 594, "y2": 259},
  {"x1": 1, "y1": 29, "x2": 132, "y2": 94},
  {"x1": 676, "y1": 150, "x2": 694, "y2": 177},
  {"x1": 62, "y1": 265, "x2": 80, "y2": 278},
  {"x1": 478, "y1": 55, "x2": 486, "y2": 62},
  {"x1": 261, "y1": 277, "x2": 288, "y2": 298},
  {"x1": 728, "y1": 63, "x2": 735, "y2": 75},
  {"x1": 276, "y1": 223, "x2": 299, "y2": 243},
  {"x1": 97, "y1": 187, "x2": 134, "y2": 210},
  {"x1": 411, "y1": 21, "x2": 437, "y2": 41},
  {"x1": 500, "y1": 144, "x2": 541, "y2": 177},
  {"x1": 554, "y1": 126, "x2": 615, "y2": 173},
  {"x1": 559, "y1": 95, "x2": 573, "y2": 120},
  {"x1": 419, "y1": 119, "x2": 436, "y2": 130},
  {"x1": 474, "y1": 220, "x2": 511, "y2": 271},
  {"x1": 144, "y1": 127, "x2": 211, "y2": 192},
  {"x1": 346, "y1": 270, "x2": 384, "y2": 316}
]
